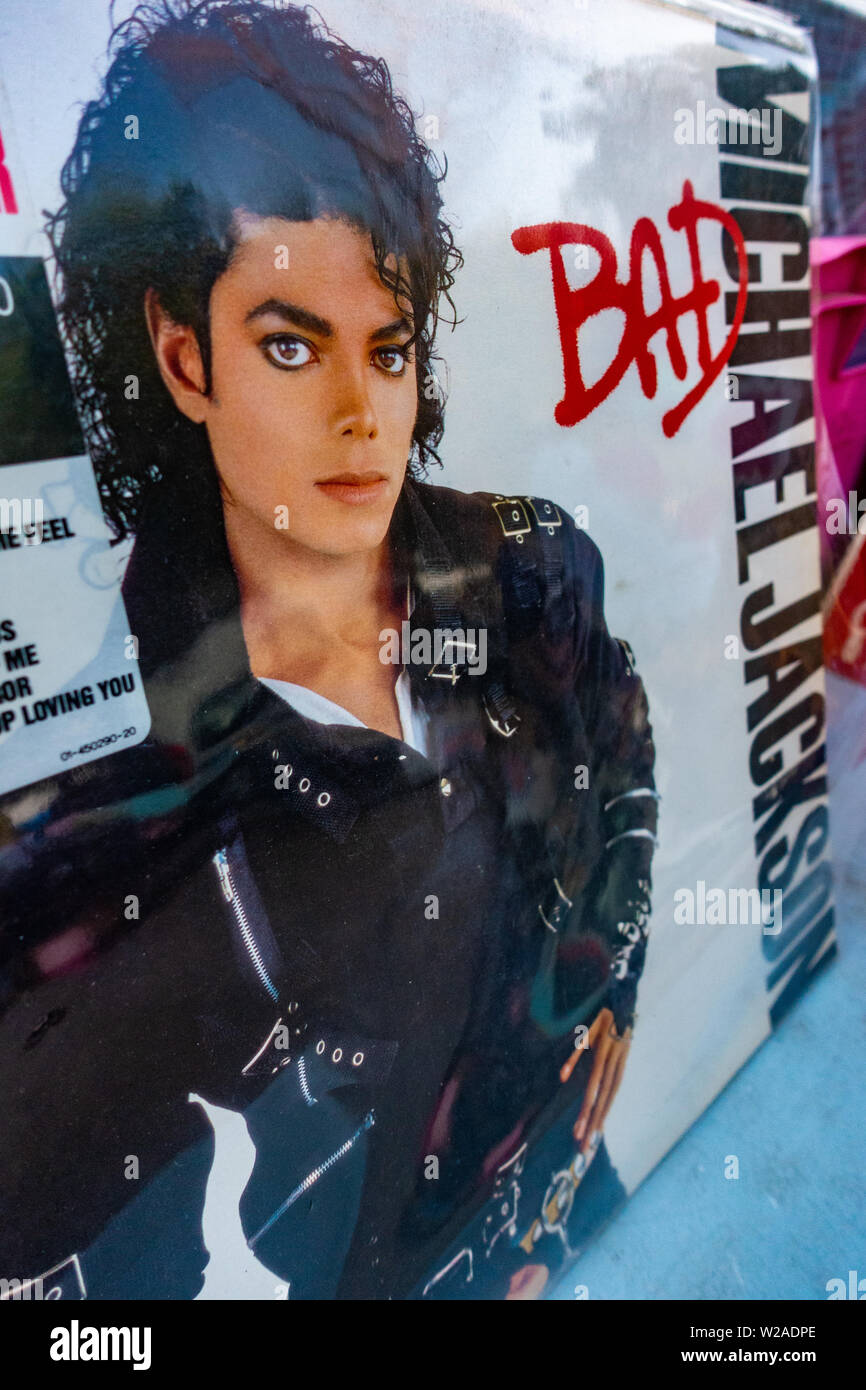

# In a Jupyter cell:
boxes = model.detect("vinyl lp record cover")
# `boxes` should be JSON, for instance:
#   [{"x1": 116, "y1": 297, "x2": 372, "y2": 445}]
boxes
[{"x1": 0, "y1": 0, "x2": 832, "y2": 1301}]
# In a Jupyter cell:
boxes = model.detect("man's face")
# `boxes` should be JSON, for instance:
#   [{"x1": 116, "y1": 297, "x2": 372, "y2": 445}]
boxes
[{"x1": 195, "y1": 214, "x2": 418, "y2": 556}]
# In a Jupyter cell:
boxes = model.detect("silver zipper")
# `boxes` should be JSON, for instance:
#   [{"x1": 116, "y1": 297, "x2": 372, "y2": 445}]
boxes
[
  {"x1": 297, "y1": 1053, "x2": 317, "y2": 1106},
  {"x1": 213, "y1": 848, "x2": 279, "y2": 1002},
  {"x1": 248, "y1": 1110, "x2": 376, "y2": 1250}
]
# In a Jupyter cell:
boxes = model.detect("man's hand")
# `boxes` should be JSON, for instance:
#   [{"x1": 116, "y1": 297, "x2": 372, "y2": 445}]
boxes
[{"x1": 559, "y1": 1006, "x2": 631, "y2": 1153}]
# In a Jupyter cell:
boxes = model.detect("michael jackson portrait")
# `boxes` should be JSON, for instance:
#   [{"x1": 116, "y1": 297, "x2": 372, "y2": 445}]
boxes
[{"x1": 0, "y1": 0, "x2": 658, "y2": 1301}]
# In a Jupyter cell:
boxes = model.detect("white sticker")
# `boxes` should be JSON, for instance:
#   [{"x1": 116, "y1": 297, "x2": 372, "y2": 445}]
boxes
[
  {"x1": 0, "y1": 94, "x2": 150, "y2": 795},
  {"x1": 0, "y1": 457, "x2": 151, "y2": 796}
]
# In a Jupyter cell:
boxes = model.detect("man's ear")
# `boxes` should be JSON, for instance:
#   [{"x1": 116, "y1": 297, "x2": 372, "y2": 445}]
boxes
[{"x1": 144, "y1": 288, "x2": 210, "y2": 424}]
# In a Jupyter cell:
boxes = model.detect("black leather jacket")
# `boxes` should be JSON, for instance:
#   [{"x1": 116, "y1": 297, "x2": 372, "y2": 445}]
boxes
[{"x1": 0, "y1": 467, "x2": 657, "y2": 1299}]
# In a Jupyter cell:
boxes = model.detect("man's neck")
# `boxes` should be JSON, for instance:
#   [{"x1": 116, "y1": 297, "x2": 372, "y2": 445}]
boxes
[{"x1": 222, "y1": 499, "x2": 399, "y2": 672}]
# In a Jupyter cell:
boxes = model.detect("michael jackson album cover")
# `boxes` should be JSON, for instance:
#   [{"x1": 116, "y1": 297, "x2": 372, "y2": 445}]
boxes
[{"x1": 0, "y1": 0, "x2": 833, "y2": 1300}]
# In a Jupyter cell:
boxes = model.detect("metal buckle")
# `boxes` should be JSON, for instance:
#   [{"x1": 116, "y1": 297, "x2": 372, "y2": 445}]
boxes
[
  {"x1": 482, "y1": 694, "x2": 521, "y2": 738},
  {"x1": 492, "y1": 497, "x2": 531, "y2": 543},
  {"x1": 429, "y1": 636, "x2": 477, "y2": 685},
  {"x1": 538, "y1": 877, "x2": 573, "y2": 934},
  {"x1": 241, "y1": 1016, "x2": 292, "y2": 1076},
  {"x1": 525, "y1": 497, "x2": 562, "y2": 535},
  {"x1": 0, "y1": 1252, "x2": 88, "y2": 1301},
  {"x1": 422, "y1": 1247, "x2": 474, "y2": 1297}
]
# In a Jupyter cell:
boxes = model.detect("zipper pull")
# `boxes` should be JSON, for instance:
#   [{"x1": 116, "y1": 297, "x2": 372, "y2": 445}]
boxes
[{"x1": 213, "y1": 849, "x2": 234, "y2": 903}]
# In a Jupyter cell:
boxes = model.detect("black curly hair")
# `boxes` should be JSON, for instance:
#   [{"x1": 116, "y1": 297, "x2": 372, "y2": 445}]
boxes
[{"x1": 46, "y1": 0, "x2": 463, "y2": 538}]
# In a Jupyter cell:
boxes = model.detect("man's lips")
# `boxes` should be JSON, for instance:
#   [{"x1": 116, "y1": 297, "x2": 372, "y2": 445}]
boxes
[{"x1": 315, "y1": 472, "x2": 390, "y2": 505}]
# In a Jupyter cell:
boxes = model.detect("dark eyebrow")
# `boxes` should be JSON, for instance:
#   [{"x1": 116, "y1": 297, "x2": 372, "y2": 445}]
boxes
[
  {"x1": 369, "y1": 317, "x2": 413, "y2": 344},
  {"x1": 244, "y1": 299, "x2": 413, "y2": 344},
  {"x1": 245, "y1": 299, "x2": 333, "y2": 337}
]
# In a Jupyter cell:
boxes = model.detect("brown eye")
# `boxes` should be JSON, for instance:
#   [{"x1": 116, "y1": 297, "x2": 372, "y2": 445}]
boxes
[
  {"x1": 262, "y1": 335, "x2": 316, "y2": 369},
  {"x1": 374, "y1": 346, "x2": 409, "y2": 376}
]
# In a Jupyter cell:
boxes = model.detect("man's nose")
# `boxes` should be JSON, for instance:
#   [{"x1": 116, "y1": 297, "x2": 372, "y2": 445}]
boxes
[{"x1": 332, "y1": 362, "x2": 379, "y2": 439}]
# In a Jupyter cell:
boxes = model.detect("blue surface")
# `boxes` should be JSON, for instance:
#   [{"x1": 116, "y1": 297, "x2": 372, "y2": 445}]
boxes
[{"x1": 549, "y1": 878, "x2": 866, "y2": 1300}]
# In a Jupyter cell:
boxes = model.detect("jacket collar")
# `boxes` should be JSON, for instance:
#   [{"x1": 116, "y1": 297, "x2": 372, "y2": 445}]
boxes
[{"x1": 121, "y1": 463, "x2": 491, "y2": 767}]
